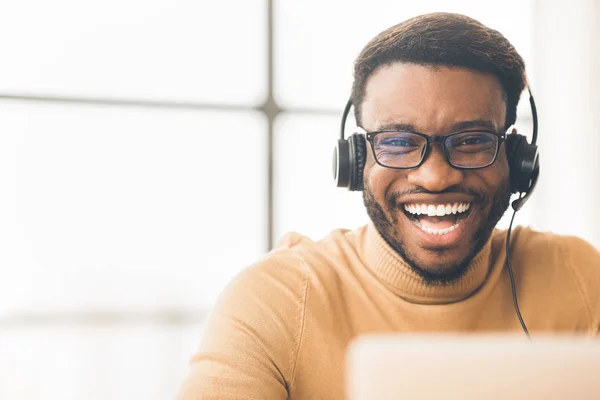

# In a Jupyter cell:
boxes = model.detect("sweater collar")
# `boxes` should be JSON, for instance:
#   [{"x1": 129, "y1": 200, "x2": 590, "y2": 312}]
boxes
[{"x1": 362, "y1": 222, "x2": 493, "y2": 304}]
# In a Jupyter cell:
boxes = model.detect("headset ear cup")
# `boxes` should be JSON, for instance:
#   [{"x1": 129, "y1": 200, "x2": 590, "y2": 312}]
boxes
[
  {"x1": 349, "y1": 134, "x2": 366, "y2": 191},
  {"x1": 518, "y1": 143, "x2": 539, "y2": 192},
  {"x1": 333, "y1": 139, "x2": 351, "y2": 188},
  {"x1": 506, "y1": 133, "x2": 539, "y2": 194}
]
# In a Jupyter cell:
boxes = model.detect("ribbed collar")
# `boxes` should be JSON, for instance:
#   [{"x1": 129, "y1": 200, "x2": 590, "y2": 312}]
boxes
[{"x1": 362, "y1": 222, "x2": 493, "y2": 304}]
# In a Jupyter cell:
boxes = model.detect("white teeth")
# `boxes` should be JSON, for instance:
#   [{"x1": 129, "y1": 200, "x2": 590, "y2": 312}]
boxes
[
  {"x1": 410, "y1": 219, "x2": 462, "y2": 235},
  {"x1": 404, "y1": 202, "x2": 471, "y2": 217}
]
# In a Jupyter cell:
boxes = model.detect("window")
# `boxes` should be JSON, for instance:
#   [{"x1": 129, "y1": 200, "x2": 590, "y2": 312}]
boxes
[
  {"x1": 0, "y1": 0, "x2": 266, "y2": 104},
  {"x1": 0, "y1": 102, "x2": 266, "y2": 315}
]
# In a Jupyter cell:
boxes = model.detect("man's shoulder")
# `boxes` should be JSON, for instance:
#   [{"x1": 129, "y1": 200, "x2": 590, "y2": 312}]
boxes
[
  {"x1": 532, "y1": 228, "x2": 600, "y2": 294},
  {"x1": 275, "y1": 226, "x2": 364, "y2": 251},
  {"x1": 273, "y1": 225, "x2": 366, "y2": 271},
  {"x1": 508, "y1": 226, "x2": 599, "y2": 263},
  {"x1": 503, "y1": 226, "x2": 600, "y2": 320},
  {"x1": 494, "y1": 225, "x2": 599, "y2": 260},
  {"x1": 235, "y1": 226, "x2": 366, "y2": 292}
]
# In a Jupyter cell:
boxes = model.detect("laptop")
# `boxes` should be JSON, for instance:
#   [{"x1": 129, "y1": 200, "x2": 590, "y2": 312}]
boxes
[{"x1": 347, "y1": 334, "x2": 600, "y2": 400}]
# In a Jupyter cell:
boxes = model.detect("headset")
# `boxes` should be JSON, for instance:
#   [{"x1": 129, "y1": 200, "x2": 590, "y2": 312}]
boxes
[{"x1": 333, "y1": 89, "x2": 540, "y2": 337}]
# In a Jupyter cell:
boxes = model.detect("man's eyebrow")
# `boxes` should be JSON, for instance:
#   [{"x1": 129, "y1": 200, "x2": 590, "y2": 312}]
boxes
[
  {"x1": 450, "y1": 119, "x2": 498, "y2": 132},
  {"x1": 375, "y1": 122, "x2": 418, "y2": 132}
]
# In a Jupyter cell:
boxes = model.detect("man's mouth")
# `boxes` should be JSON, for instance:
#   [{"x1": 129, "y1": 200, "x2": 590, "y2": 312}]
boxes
[{"x1": 402, "y1": 202, "x2": 472, "y2": 236}]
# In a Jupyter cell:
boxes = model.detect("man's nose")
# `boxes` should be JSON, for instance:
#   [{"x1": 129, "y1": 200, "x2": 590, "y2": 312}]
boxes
[{"x1": 407, "y1": 144, "x2": 465, "y2": 192}]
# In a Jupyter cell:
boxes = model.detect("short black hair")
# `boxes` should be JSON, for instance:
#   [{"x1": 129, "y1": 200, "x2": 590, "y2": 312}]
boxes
[{"x1": 351, "y1": 12, "x2": 527, "y2": 129}]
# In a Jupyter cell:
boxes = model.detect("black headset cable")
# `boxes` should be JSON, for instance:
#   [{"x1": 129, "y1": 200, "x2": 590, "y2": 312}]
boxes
[{"x1": 506, "y1": 194, "x2": 530, "y2": 337}]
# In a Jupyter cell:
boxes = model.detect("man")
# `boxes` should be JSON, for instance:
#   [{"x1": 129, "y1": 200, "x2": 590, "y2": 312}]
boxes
[{"x1": 177, "y1": 12, "x2": 600, "y2": 399}]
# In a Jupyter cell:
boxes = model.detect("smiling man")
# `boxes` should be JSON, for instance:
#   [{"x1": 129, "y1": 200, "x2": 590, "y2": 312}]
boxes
[{"x1": 177, "y1": 13, "x2": 600, "y2": 400}]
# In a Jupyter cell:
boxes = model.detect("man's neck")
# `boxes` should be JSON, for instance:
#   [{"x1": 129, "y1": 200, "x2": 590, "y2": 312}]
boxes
[{"x1": 362, "y1": 222, "x2": 493, "y2": 304}]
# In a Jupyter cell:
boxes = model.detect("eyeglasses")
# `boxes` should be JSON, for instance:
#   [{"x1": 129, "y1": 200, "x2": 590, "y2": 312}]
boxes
[{"x1": 360, "y1": 126, "x2": 509, "y2": 170}]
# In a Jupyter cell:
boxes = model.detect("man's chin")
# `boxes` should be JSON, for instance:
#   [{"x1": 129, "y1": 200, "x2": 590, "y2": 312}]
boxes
[
  {"x1": 399, "y1": 246, "x2": 474, "y2": 284},
  {"x1": 411, "y1": 249, "x2": 469, "y2": 269}
]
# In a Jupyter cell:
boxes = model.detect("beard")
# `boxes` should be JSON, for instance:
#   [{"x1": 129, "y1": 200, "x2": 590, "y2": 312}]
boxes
[{"x1": 363, "y1": 180, "x2": 511, "y2": 285}]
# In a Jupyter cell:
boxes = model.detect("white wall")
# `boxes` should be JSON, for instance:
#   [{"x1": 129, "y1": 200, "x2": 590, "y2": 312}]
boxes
[{"x1": 532, "y1": 0, "x2": 600, "y2": 248}]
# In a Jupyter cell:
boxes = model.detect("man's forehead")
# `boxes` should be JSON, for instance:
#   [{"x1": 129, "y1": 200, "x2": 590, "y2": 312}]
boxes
[
  {"x1": 362, "y1": 63, "x2": 506, "y2": 133},
  {"x1": 363, "y1": 63, "x2": 505, "y2": 103}
]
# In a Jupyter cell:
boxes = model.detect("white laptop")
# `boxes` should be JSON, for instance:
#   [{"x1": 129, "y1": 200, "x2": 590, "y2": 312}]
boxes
[{"x1": 347, "y1": 335, "x2": 600, "y2": 400}]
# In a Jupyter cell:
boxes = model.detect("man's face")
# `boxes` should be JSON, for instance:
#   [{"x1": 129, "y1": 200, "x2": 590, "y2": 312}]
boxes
[{"x1": 361, "y1": 63, "x2": 511, "y2": 284}]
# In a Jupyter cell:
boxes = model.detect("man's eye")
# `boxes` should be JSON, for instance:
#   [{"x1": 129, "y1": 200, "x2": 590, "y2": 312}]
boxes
[
  {"x1": 455, "y1": 136, "x2": 492, "y2": 146},
  {"x1": 380, "y1": 138, "x2": 415, "y2": 147}
]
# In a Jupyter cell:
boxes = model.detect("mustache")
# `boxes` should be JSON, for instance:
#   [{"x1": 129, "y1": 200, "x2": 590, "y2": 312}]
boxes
[{"x1": 387, "y1": 185, "x2": 488, "y2": 206}]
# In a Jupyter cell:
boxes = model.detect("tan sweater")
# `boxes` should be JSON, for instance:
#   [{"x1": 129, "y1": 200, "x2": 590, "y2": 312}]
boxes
[{"x1": 176, "y1": 223, "x2": 600, "y2": 399}]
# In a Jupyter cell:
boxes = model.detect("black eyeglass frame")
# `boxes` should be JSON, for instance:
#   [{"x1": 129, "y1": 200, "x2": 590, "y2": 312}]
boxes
[{"x1": 358, "y1": 126, "x2": 510, "y2": 170}]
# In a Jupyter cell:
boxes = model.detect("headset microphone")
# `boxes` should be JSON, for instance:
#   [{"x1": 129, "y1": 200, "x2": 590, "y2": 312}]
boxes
[{"x1": 333, "y1": 88, "x2": 540, "y2": 337}]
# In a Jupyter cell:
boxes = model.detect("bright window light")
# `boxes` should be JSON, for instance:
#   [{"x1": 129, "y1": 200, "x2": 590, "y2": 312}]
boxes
[
  {"x1": 0, "y1": 101, "x2": 267, "y2": 315},
  {"x1": 0, "y1": 0, "x2": 266, "y2": 105}
]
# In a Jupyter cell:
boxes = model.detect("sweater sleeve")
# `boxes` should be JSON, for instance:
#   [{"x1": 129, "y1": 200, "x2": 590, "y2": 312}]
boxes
[{"x1": 175, "y1": 252, "x2": 308, "y2": 399}]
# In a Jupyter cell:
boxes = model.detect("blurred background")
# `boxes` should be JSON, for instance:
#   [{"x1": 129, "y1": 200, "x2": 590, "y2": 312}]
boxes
[{"x1": 0, "y1": 0, "x2": 598, "y2": 399}]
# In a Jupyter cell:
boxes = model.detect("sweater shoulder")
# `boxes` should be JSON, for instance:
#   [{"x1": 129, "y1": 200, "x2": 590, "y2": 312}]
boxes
[
  {"x1": 493, "y1": 225, "x2": 599, "y2": 268},
  {"x1": 274, "y1": 226, "x2": 366, "y2": 274},
  {"x1": 225, "y1": 227, "x2": 361, "y2": 315},
  {"x1": 497, "y1": 226, "x2": 600, "y2": 328},
  {"x1": 509, "y1": 226, "x2": 600, "y2": 277}
]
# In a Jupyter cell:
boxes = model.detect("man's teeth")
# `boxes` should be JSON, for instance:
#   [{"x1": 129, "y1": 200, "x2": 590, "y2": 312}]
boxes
[
  {"x1": 411, "y1": 219, "x2": 462, "y2": 235},
  {"x1": 403, "y1": 202, "x2": 471, "y2": 217}
]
